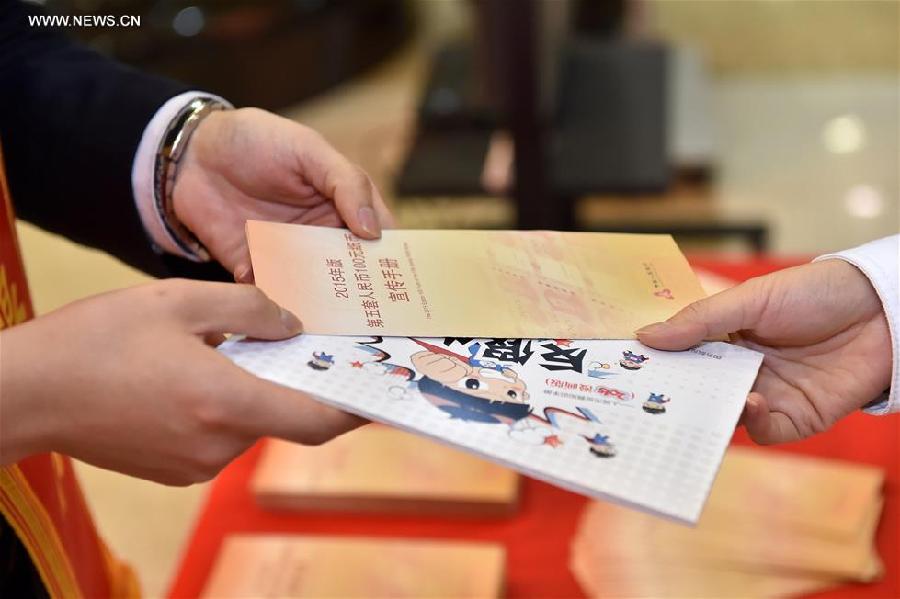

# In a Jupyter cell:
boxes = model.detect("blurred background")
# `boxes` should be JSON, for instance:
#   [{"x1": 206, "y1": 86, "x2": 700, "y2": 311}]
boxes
[{"x1": 17, "y1": 0, "x2": 899, "y2": 596}]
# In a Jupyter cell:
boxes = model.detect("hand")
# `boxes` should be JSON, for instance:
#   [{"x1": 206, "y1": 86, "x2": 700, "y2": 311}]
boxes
[
  {"x1": 0, "y1": 279, "x2": 364, "y2": 485},
  {"x1": 411, "y1": 350, "x2": 469, "y2": 383},
  {"x1": 636, "y1": 260, "x2": 892, "y2": 444},
  {"x1": 172, "y1": 107, "x2": 394, "y2": 281}
]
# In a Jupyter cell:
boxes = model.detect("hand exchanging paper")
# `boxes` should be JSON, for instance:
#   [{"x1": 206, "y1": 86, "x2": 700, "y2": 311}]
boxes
[
  {"x1": 172, "y1": 107, "x2": 395, "y2": 281},
  {"x1": 0, "y1": 109, "x2": 384, "y2": 484},
  {"x1": 638, "y1": 259, "x2": 892, "y2": 444},
  {"x1": 0, "y1": 280, "x2": 365, "y2": 485}
]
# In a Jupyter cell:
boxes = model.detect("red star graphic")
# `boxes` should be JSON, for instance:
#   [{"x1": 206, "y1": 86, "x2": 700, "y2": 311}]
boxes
[
  {"x1": 542, "y1": 435, "x2": 564, "y2": 448},
  {"x1": 553, "y1": 339, "x2": 572, "y2": 347},
  {"x1": 350, "y1": 361, "x2": 364, "y2": 368}
]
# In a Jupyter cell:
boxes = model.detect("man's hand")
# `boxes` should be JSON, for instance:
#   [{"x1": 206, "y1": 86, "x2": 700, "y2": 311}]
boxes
[
  {"x1": 637, "y1": 260, "x2": 892, "y2": 444},
  {"x1": 172, "y1": 108, "x2": 394, "y2": 281},
  {"x1": 0, "y1": 279, "x2": 364, "y2": 485}
]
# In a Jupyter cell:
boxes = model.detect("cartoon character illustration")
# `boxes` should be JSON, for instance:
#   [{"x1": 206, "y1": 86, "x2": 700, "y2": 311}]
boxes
[
  {"x1": 585, "y1": 433, "x2": 616, "y2": 458},
  {"x1": 586, "y1": 361, "x2": 616, "y2": 379},
  {"x1": 619, "y1": 350, "x2": 649, "y2": 371},
  {"x1": 353, "y1": 340, "x2": 416, "y2": 381},
  {"x1": 409, "y1": 339, "x2": 531, "y2": 425},
  {"x1": 307, "y1": 351, "x2": 335, "y2": 371},
  {"x1": 642, "y1": 392, "x2": 670, "y2": 414},
  {"x1": 352, "y1": 337, "x2": 616, "y2": 457},
  {"x1": 517, "y1": 406, "x2": 617, "y2": 458}
]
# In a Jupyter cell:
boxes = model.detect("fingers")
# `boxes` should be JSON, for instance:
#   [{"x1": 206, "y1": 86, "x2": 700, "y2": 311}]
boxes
[
  {"x1": 740, "y1": 392, "x2": 801, "y2": 444},
  {"x1": 202, "y1": 332, "x2": 227, "y2": 347},
  {"x1": 298, "y1": 132, "x2": 386, "y2": 239},
  {"x1": 636, "y1": 279, "x2": 767, "y2": 350},
  {"x1": 234, "y1": 372, "x2": 367, "y2": 444},
  {"x1": 415, "y1": 353, "x2": 467, "y2": 382},
  {"x1": 234, "y1": 259, "x2": 254, "y2": 284},
  {"x1": 369, "y1": 180, "x2": 396, "y2": 229},
  {"x1": 165, "y1": 280, "x2": 302, "y2": 339}
]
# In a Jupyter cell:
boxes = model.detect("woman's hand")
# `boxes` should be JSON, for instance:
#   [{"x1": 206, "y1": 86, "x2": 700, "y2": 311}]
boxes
[
  {"x1": 0, "y1": 279, "x2": 364, "y2": 484},
  {"x1": 637, "y1": 260, "x2": 892, "y2": 444}
]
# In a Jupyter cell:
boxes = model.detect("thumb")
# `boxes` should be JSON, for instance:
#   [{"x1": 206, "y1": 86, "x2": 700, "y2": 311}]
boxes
[
  {"x1": 636, "y1": 278, "x2": 767, "y2": 350},
  {"x1": 172, "y1": 281, "x2": 303, "y2": 340},
  {"x1": 232, "y1": 371, "x2": 367, "y2": 445}
]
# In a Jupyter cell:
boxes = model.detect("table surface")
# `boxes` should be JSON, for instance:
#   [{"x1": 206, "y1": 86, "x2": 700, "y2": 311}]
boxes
[{"x1": 167, "y1": 259, "x2": 899, "y2": 599}]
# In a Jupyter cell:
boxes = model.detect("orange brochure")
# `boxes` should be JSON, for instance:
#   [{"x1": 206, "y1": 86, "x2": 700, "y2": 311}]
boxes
[{"x1": 247, "y1": 221, "x2": 707, "y2": 338}]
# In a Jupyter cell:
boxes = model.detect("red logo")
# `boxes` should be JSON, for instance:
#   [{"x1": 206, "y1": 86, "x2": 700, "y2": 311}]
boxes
[{"x1": 654, "y1": 288, "x2": 674, "y2": 300}]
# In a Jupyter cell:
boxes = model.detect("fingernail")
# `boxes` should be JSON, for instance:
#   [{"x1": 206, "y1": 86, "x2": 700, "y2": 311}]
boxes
[
  {"x1": 235, "y1": 265, "x2": 253, "y2": 283},
  {"x1": 635, "y1": 322, "x2": 670, "y2": 337},
  {"x1": 357, "y1": 206, "x2": 380, "y2": 237},
  {"x1": 748, "y1": 395, "x2": 762, "y2": 414},
  {"x1": 280, "y1": 308, "x2": 303, "y2": 333}
]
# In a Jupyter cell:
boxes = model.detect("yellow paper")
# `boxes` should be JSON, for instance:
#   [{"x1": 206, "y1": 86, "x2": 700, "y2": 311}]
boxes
[
  {"x1": 252, "y1": 427, "x2": 519, "y2": 516},
  {"x1": 202, "y1": 535, "x2": 505, "y2": 598},
  {"x1": 570, "y1": 549, "x2": 844, "y2": 599},
  {"x1": 247, "y1": 222, "x2": 707, "y2": 338},
  {"x1": 570, "y1": 447, "x2": 886, "y2": 584},
  {"x1": 708, "y1": 447, "x2": 884, "y2": 540}
]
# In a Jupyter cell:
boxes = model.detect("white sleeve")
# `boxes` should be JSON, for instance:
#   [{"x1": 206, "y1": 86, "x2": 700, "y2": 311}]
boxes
[
  {"x1": 815, "y1": 235, "x2": 899, "y2": 415},
  {"x1": 130, "y1": 91, "x2": 232, "y2": 260}
]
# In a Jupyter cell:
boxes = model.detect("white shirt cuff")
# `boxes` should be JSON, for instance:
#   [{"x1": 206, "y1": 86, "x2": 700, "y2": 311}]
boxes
[
  {"x1": 131, "y1": 91, "x2": 232, "y2": 260},
  {"x1": 814, "y1": 235, "x2": 900, "y2": 415}
]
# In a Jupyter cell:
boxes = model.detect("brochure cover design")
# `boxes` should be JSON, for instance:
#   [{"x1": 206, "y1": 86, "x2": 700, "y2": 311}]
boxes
[
  {"x1": 222, "y1": 335, "x2": 763, "y2": 524},
  {"x1": 246, "y1": 222, "x2": 708, "y2": 339}
]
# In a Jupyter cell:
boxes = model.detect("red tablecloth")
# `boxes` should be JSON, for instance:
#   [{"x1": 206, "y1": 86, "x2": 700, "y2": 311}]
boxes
[{"x1": 167, "y1": 258, "x2": 900, "y2": 598}]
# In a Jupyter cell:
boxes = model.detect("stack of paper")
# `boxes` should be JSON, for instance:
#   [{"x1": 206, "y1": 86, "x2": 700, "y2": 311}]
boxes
[
  {"x1": 201, "y1": 536, "x2": 505, "y2": 598},
  {"x1": 253, "y1": 426, "x2": 520, "y2": 516},
  {"x1": 570, "y1": 447, "x2": 885, "y2": 598}
]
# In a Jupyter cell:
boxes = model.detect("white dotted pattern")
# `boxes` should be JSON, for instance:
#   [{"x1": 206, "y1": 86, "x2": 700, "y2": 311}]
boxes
[{"x1": 221, "y1": 336, "x2": 762, "y2": 524}]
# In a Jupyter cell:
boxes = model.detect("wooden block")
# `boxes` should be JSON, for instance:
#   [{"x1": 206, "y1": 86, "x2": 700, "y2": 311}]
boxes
[
  {"x1": 253, "y1": 426, "x2": 520, "y2": 516},
  {"x1": 201, "y1": 535, "x2": 505, "y2": 598}
]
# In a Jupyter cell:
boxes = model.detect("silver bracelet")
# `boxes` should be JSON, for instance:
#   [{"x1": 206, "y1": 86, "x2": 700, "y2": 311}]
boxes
[{"x1": 153, "y1": 96, "x2": 228, "y2": 261}]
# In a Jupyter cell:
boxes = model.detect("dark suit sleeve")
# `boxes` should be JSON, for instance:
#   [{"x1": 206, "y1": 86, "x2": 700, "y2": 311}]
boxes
[{"x1": 0, "y1": 1, "x2": 227, "y2": 279}]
